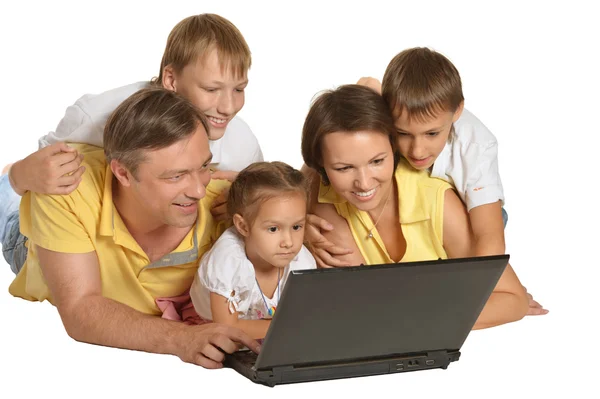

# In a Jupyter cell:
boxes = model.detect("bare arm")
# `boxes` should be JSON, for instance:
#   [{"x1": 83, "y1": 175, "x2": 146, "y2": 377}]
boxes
[
  {"x1": 471, "y1": 202, "x2": 549, "y2": 316},
  {"x1": 470, "y1": 201, "x2": 505, "y2": 256},
  {"x1": 442, "y1": 190, "x2": 528, "y2": 329},
  {"x1": 9, "y1": 143, "x2": 85, "y2": 195},
  {"x1": 38, "y1": 247, "x2": 260, "y2": 369},
  {"x1": 210, "y1": 292, "x2": 271, "y2": 340},
  {"x1": 300, "y1": 164, "x2": 354, "y2": 267},
  {"x1": 313, "y1": 202, "x2": 365, "y2": 267}
]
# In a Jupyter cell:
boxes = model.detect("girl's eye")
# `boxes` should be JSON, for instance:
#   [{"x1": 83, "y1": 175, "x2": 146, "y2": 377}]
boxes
[
  {"x1": 427, "y1": 131, "x2": 440, "y2": 137},
  {"x1": 292, "y1": 224, "x2": 303, "y2": 231},
  {"x1": 268, "y1": 226, "x2": 278, "y2": 233},
  {"x1": 203, "y1": 87, "x2": 217, "y2": 93},
  {"x1": 372, "y1": 158, "x2": 384, "y2": 165}
]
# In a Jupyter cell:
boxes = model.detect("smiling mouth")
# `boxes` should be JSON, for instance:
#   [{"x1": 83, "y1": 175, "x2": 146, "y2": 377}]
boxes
[
  {"x1": 353, "y1": 187, "x2": 376, "y2": 197},
  {"x1": 174, "y1": 202, "x2": 194, "y2": 207},
  {"x1": 207, "y1": 116, "x2": 228, "y2": 125}
]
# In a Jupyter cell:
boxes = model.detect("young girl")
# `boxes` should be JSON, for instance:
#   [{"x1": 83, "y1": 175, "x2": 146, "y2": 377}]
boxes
[{"x1": 189, "y1": 161, "x2": 317, "y2": 339}]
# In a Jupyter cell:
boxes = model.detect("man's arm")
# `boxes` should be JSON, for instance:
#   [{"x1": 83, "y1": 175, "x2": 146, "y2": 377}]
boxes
[
  {"x1": 38, "y1": 247, "x2": 260, "y2": 369},
  {"x1": 443, "y1": 190, "x2": 528, "y2": 329}
]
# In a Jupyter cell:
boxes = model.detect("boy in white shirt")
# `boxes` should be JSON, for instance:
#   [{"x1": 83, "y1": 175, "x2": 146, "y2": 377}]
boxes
[
  {"x1": 309, "y1": 47, "x2": 546, "y2": 315},
  {"x1": 380, "y1": 47, "x2": 504, "y2": 257},
  {"x1": 1, "y1": 13, "x2": 262, "y2": 273}
]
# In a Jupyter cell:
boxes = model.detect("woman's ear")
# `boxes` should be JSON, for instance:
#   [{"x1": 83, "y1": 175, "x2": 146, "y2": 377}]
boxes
[{"x1": 233, "y1": 213, "x2": 250, "y2": 237}]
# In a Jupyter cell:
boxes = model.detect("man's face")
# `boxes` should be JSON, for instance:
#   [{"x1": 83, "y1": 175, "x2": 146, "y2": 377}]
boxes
[
  {"x1": 171, "y1": 49, "x2": 248, "y2": 140},
  {"x1": 128, "y1": 126, "x2": 213, "y2": 229}
]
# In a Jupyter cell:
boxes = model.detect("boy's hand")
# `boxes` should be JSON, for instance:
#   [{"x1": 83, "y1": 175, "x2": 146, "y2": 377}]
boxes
[
  {"x1": 210, "y1": 187, "x2": 230, "y2": 222},
  {"x1": 356, "y1": 77, "x2": 382, "y2": 94},
  {"x1": 9, "y1": 143, "x2": 85, "y2": 196},
  {"x1": 305, "y1": 213, "x2": 353, "y2": 268}
]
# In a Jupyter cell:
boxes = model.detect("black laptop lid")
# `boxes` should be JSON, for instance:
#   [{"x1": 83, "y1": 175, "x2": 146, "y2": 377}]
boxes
[{"x1": 255, "y1": 255, "x2": 509, "y2": 370}]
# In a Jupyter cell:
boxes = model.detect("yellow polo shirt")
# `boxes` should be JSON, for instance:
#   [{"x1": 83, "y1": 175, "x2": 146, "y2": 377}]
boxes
[
  {"x1": 9, "y1": 144, "x2": 230, "y2": 315},
  {"x1": 318, "y1": 159, "x2": 452, "y2": 264}
]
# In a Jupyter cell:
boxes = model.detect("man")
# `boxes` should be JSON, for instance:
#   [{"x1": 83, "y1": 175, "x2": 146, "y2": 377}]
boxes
[{"x1": 8, "y1": 87, "x2": 260, "y2": 369}]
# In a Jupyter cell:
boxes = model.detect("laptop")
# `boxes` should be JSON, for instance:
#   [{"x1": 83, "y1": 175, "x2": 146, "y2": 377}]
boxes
[{"x1": 225, "y1": 254, "x2": 509, "y2": 387}]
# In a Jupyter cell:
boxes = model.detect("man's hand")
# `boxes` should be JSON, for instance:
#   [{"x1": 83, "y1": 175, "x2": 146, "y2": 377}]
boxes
[
  {"x1": 174, "y1": 323, "x2": 261, "y2": 369},
  {"x1": 210, "y1": 187, "x2": 230, "y2": 222},
  {"x1": 305, "y1": 213, "x2": 353, "y2": 268},
  {"x1": 9, "y1": 142, "x2": 85, "y2": 195},
  {"x1": 524, "y1": 287, "x2": 549, "y2": 316},
  {"x1": 356, "y1": 77, "x2": 382, "y2": 94}
]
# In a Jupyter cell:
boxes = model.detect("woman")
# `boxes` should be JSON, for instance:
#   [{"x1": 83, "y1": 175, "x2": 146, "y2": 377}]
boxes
[{"x1": 301, "y1": 84, "x2": 528, "y2": 329}]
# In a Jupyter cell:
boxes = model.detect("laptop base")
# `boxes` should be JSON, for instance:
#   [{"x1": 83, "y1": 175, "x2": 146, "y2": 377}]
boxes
[{"x1": 226, "y1": 350, "x2": 460, "y2": 387}]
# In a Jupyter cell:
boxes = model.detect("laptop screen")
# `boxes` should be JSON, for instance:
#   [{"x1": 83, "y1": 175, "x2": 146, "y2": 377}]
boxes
[{"x1": 255, "y1": 255, "x2": 508, "y2": 370}]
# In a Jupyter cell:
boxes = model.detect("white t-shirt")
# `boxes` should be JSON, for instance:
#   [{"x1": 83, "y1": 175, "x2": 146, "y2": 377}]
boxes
[
  {"x1": 430, "y1": 108, "x2": 505, "y2": 211},
  {"x1": 190, "y1": 226, "x2": 317, "y2": 321},
  {"x1": 38, "y1": 81, "x2": 263, "y2": 172}
]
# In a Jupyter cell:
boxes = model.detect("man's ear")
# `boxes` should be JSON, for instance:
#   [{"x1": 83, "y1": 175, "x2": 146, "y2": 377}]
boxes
[
  {"x1": 162, "y1": 64, "x2": 177, "y2": 92},
  {"x1": 110, "y1": 159, "x2": 135, "y2": 187},
  {"x1": 452, "y1": 100, "x2": 465, "y2": 123},
  {"x1": 233, "y1": 213, "x2": 250, "y2": 237}
]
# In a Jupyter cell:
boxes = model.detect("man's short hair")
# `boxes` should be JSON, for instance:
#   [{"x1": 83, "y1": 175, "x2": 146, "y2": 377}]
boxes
[{"x1": 104, "y1": 87, "x2": 210, "y2": 177}]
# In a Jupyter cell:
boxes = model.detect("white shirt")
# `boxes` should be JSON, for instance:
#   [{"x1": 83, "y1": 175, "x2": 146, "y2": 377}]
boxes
[
  {"x1": 190, "y1": 226, "x2": 317, "y2": 321},
  {"x1": 38, "y1": 81, "x2": 263, "y2": 172},
  {"x1": 430, "y1": 108, "x2": 505, "y2": 211}
]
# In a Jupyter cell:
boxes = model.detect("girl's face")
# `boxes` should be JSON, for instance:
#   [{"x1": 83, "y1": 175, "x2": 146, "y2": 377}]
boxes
[
  {"x1": 242, "y1": 192, "x2": 307, "y2": 270},
  {"x1": 322, "y1": 130, "x2": 395, "y2": 212}
]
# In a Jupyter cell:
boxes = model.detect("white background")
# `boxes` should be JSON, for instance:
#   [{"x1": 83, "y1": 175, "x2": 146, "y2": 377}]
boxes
[{"x1": 0, "y1": 0, "x2": 598, "y2": 397}]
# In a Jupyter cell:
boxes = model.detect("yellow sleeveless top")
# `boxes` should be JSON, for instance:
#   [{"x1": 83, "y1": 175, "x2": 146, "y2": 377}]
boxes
[{"x1": 318, "y1": 159, "x2": 453, "y2": 264}]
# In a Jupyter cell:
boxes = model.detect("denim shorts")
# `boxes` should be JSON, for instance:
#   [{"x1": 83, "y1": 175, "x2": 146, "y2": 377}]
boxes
[{"x1": 0, "y1": 174, "x2": 28, "y2": 274}]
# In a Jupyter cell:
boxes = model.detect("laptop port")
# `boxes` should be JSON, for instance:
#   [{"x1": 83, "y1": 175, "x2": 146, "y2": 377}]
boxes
[
  {"x1": 395, "y1": 362, "x2": 404, "y2": 371},
  {"x1": 425, "y1": 359, "x2": 435, "y2": 366},
  {"x1": 407, "y1": 360, "x2": 419, "y2": 367}
]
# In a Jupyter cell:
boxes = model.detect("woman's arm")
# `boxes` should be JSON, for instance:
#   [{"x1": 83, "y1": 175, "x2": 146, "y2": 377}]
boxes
[
  {"x1": 301, "y1": 164, "x2": 356, "y2": 267},
  {"x1": 210, "y1": 292, "x2": 271, "y2": 340},
  {"x1": 442, "y1": 189, "x2": 528, "y2": 329},
  {"x1": 312, "y1": 202, "x2": 365, "y2": 267}
]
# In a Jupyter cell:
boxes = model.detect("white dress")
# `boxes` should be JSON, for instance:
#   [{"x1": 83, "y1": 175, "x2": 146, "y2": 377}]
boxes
[{"x1": 190, "y1": 227, "x2": 317, "y2": 320}]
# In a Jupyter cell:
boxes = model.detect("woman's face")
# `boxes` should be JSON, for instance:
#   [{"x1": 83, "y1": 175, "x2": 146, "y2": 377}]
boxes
[{"x1": 321, "y1": 130, "x2": 395, "y2": 212}]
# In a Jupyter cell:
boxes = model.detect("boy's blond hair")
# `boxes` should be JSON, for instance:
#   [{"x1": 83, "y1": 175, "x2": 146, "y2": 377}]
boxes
[
  {"x1": 382, "y1": 47, "x2": 464, "y2": 123},
  {"x1": 154, "y1": 13, "x2": 251, "y2": 84}
]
